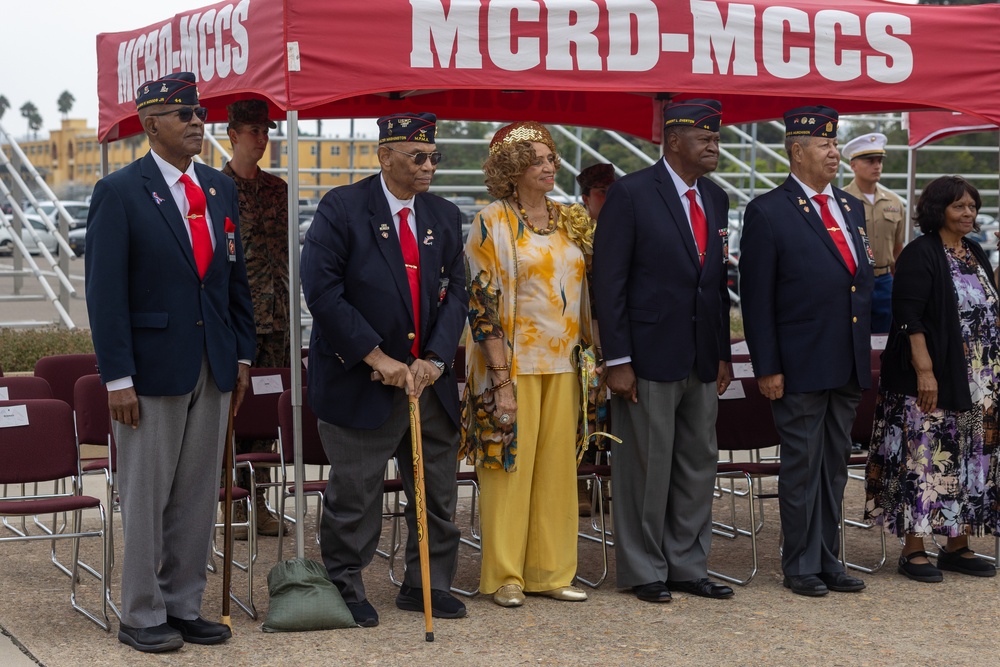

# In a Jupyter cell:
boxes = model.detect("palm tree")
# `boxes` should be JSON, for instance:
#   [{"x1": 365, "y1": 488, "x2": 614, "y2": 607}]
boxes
[
  {"x1": 20, "y1": 101, "x2": 38, "y2": 135},
  {"x1": 57, "y1": 91, "x2": 75, "y2": 118},
  {"x1": 28, "y1": 112, "x2": 43, "y2": 138},
  {"x1": 0, "y1": 95, "x2": 9, "y2": 120}
]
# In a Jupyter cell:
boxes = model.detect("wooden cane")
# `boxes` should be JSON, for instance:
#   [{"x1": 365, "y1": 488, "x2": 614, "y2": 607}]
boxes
[
  {"x1": 408, "y1": 395, "x2": 435, "y2": 642},
  {"x1": 221, "y1": 397, "x2": 235, "y2": 631}
]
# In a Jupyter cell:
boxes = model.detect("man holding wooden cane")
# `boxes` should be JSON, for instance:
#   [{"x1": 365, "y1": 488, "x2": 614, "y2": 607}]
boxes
[{"x1": 301, "y1": 112, "x2": 468, "y2": 628}]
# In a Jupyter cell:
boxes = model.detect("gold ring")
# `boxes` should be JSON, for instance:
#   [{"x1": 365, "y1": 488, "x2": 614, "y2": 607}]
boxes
[{"x1": 424, "y1": 373, "x2": 430, "y2": 380}]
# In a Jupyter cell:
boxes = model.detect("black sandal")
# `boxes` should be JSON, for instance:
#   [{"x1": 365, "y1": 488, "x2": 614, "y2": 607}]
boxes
[
  {"x1": 898, "y1": 550, "x2": 943, "y2": 583},
  {"x1": 937, "y1": 546, "x2": 997, "y2": 578}
]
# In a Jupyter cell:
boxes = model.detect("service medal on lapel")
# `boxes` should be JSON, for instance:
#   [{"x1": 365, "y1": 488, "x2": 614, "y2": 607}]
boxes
[
  {"x1": 423, "y1": 229, "x2": 434, "y2": 246},
  {"x1": 379, "y1": 223, "x2": 390, "y2": 239},
  {"x1": 225, "y1": 217, "x2": 237, "y2": 262}
]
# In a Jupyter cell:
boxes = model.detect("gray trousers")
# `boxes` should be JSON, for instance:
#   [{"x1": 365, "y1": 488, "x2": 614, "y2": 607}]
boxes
[
  {"x1": 317, "y1": 389, "x2": 461, "y2": 604},
  {"x1": 113, "y1": 355, "x2": 229, "y2": 628},
  {"x1": 771, "y1": 379, "x2": 861, "y2": 576},
  {"x1": 611, "y1": 373, "x2": 719, "y2": 587}
]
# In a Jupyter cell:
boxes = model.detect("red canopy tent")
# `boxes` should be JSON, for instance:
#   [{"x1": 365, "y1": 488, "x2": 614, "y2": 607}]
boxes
[
  {"x1": 907, "y1": 111, "x2": 998, "y2": 149},
  {"x1": 97, "y1": 0, "x2": 1000, "y2": 142}
]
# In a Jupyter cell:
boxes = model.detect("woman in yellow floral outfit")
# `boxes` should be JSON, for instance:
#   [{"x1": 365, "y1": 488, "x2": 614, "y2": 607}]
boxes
[{"x1": 462, "y1": 121, "x2": 596, "y2": 607}]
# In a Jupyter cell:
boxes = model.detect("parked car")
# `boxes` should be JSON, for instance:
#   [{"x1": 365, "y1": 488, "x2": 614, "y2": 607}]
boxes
[
  {"x1": 0, "y1": 215, "x2": 60, "y2": 255},
  {"x1": 68, "y1": 227, "x2": 87, "y2": 256},
  {"x1": 25, "y1": 200, "x2": 90, "y2": 230},
  {"x1": 969, "y1": 213, "x2": 998, "y2": 250}
]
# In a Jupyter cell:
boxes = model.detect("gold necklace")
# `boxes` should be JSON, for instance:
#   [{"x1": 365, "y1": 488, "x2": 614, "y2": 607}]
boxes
[{"x1": 514, "y1": 195, "x2": 557, "y2": 235}]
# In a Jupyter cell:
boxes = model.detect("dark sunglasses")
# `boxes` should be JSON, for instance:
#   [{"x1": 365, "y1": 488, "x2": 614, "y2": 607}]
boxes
[
  {"x1": 385, "y1": 146, "x2": 443, "y2": 165},
  {"x1": 148, "y1": 106, "x2": 209, "y2": 123}
]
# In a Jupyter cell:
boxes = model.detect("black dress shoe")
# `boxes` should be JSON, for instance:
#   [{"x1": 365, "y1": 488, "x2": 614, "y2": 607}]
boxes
[
  {"x1": 782, "y1": 574, "x2": 829, "y2": 597},
  {"x1": 166, "y1": 616, "x2": 232, "y2": 645},
  {"x1": 818, "y1": 571, "x2": 866, "y2": 592},
  {"x1": 898, "y1": 551, "x2": 943, "y2": 582},
  {"x1": 396, "y1": 584, "x2": 468, "y2": 618},
  {"x1": 938, "y1": 546, "x2": 998, "y2": 577},
  {"x1": 346, "y1": 600, "x2": 380, "y2": 627},
  {"x1": 666, "y1": 578, "x2": 735, "y2": 599},
  {"x1": 632, "y1": 582, "x2": 672, "y2": 603},
  {"x1": 118, "y1": 622, "x2": 184, "y2": 653}
]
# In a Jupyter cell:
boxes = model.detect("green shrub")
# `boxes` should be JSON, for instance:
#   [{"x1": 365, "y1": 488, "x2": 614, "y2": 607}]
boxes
[
  {"x1": 0, "y1": 327, "x2": 95, "y2": 374},
  {"x1": 730, "y1": 309, "x2": 745, "y2": 339}
]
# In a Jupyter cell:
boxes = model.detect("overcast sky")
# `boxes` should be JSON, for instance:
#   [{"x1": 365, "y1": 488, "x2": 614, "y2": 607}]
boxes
[{"x1": 1, "y1": 0, "x2": 919, "y2": 142}]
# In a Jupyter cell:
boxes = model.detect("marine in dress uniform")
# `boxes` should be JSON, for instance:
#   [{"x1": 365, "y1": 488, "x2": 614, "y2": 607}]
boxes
[
  {"x1": 739, "y1": 106, "x2": 873, "y2": 597},
  {"x1": 842, "y1": 132, "x2": 905, "y2": 333},
  {"x1": 300, "y1": 113, "x2": 469, "y2": 628},
  {"x1": 593, "y1": 99, "x2": 734, "y2": 603}
]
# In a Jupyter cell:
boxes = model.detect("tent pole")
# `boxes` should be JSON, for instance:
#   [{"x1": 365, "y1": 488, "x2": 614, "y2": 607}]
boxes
[
  {"x1": 286, "y1": 110, "x2": 307, "y2": 561},
  {"x1": 906, "y1": 145, "x2": 916, "y2": 246}
]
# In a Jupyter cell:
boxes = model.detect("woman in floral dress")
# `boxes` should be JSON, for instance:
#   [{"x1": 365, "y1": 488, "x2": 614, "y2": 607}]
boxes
[
  {"x1": 461, "y1": 121, "x2": 596, "y2": 607},
  {"x1": 866, "y1": 176, "x2": 1000, "y2": 582}
]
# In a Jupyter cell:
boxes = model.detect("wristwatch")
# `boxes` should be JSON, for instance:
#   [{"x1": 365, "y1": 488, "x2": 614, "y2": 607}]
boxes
[{"x1": 427, "y1": 357, "x2": 448, "y2": 376}]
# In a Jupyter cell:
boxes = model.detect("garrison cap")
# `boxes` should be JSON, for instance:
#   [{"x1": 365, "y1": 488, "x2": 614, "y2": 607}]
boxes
[
  {"x1": 227, "y1": 99, "x2": 277, "y2": 129},
  {"x1": 136, "y1": 72, "x2": 199, "y2": 110},
  {"x1": 844, "y1": 132, "x2": 887, "y2": 160},
  {"x1": 784, "y1": 105, "x2": 839, "y2": 138},
  {"x1": 377, "y1": 113, "x2": 436, "y2": 144},
  {"x1": 663, "y1": 99, "x2": 722, "y2": 133}
]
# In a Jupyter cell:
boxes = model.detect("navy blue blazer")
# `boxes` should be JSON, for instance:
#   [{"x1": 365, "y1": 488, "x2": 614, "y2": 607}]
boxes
[
  {"x1": 85, "y1": 152, "x2": 256, "y2": 395},
  {"x1": 300, "y1": 174, "x2": 468, "y2": 429},
  {"x1": 740, "y1": 176, "x2": 873, "y2": 393},
  {"x1": 592, "y1": 159, "x2": 731, "y2": 384}
]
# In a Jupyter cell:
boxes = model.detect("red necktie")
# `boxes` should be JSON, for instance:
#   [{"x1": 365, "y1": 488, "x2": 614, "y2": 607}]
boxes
[
  {"x1": 813, "y1": 194, "x2": 856, "y2": 275},
  {"x1": 685, "y1": 189, "x2": 708, "y2": 266},
  {"x1": 179, "y1": 174, "x2": 213, "y2": 278},
  {"x1": 398, "y1": 207, "x2": 421, "y2": 358}
]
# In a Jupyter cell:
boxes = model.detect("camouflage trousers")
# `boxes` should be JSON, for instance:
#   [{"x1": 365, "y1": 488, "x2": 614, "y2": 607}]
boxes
[{"x1": 234, "y1": 329, "x2": 291, "y2": 491}]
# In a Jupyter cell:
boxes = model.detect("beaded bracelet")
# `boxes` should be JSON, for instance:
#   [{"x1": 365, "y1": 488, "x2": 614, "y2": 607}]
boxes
[
  {"x1": 487, "y1": 363, "x2": 510, "y2": 371},
  {"x1": 493, "y1": 377, "x2": 513, "y2": 389}
]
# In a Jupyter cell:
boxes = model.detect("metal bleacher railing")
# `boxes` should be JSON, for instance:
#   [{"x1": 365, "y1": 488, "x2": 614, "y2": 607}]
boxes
[{"x1": 2, "y1": 113, "x2": 998, "y2": 327}]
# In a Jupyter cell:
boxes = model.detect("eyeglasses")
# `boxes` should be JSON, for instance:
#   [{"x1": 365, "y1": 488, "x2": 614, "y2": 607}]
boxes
[
  {"x1": 385, "y1": 146, "x2": 443, "y2": 165},
  {"x1": 148, "y1": 106, "x2": 209, "y2": 123}
]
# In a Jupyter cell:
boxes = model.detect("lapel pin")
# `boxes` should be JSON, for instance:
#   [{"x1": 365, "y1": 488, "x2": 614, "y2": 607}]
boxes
[
  {"x1": 209, "y1": 187, "x2": 216, "y2": 196},
  {"x1": 804, "y1": 207, "x2": 810, "y2": 213},
  {"x1": 797, "y1": 197, "x2": 806, "y2": 206},
  {"x1": 382, "y1": 232, "x2": 389, "y2": 239},
  {"x1": 379, "y1": 223, "x2": 390, "y2": 231},
  {"x1": 422, "y1": 236, "x2": 433, "y2": 245},
  {"x1": 152, "y1": 192, "x2": 164, "y2": 205}
]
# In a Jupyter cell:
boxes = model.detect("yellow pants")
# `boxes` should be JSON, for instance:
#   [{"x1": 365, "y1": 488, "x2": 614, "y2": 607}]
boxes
[{"x1": 478, "y1": 372, "x2": 580, "y2": 594}]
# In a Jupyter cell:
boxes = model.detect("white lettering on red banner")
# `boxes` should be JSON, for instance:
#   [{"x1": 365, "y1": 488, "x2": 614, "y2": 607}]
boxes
[
  {"x1": 410, "y1": 0, "x2": 913, "y2": 84},
  {"x1": 116, "y1": 0, "x2": 251, "y2": 104}
]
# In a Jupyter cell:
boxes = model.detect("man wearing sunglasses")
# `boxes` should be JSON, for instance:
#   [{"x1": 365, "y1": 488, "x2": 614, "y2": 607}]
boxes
[
  {"x1": 301, "y1": 112, "x2": 468, "y2": 628},
  {"x1": 85, "y1": 72, "x2": 256, "y2": 652}
]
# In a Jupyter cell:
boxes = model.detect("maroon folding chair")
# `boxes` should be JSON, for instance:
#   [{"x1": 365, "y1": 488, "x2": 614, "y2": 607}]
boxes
[
  {"x1": 33, "y1": 354, "x2": 99, "y2": 410},
  {"x1": 232, "y1": 367, "x2": 293, "y2": 530},
  {"x1": 0, "y1": 378, "x2": 56, "y2": 543},
  {"x1": 711, "y1": 375, "x2": 782, "y2": 585},
  {"x1": 275, "y1": 387, "x2": 331, "y2": 561},
  {"x1": 0, "y1": 399, "x2": 110, "y2": 630},
  {"x1": 73, "y1": 374, "x2": 121, "y2": 602},
  {"x1": 0, "y1": 376, "x2": 53, "y2": 400}
]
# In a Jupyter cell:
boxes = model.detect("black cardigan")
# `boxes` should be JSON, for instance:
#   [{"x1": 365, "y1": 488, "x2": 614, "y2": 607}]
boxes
[{"x1": 880, "y1": 231, "x2": 996, "y2": 411}]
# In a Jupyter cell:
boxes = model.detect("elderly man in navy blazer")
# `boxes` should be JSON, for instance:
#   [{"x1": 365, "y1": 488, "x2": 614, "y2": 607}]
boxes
[
  {"x1": 300, "y1": 112, "x2": 468, "y2": 628},
  {"x1": 593, "y1": 99, "x2": 733, "y2": 604},
  {"x1": 739, "y1": 106, "x2": 873, "y2": 597},
  {"x1": 86, "y1": 73, "x2": 256, "y2": 652}
]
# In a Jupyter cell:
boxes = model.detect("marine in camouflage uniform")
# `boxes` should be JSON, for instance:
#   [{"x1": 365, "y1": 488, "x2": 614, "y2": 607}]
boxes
[{"x1": 223, "y1": 99, "x2": 290, "y2": 537}]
